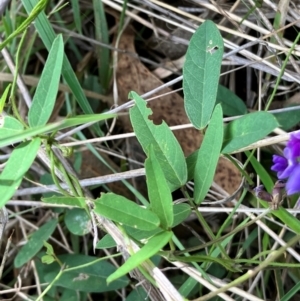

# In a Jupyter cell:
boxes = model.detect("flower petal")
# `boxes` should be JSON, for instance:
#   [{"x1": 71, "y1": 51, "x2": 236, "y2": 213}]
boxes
[
  {"x1": 287, "y1": 133, "x2": 300, "y2": 159},
  {"x1": 271, "y1": 155, "x2": 289, "y2": 178},
  {"x1": 279, "y1": 164, "x2": 297, "y2": 179},
  {"x1": 286, "y1": 165, "x2": 300, "y2": 195}
]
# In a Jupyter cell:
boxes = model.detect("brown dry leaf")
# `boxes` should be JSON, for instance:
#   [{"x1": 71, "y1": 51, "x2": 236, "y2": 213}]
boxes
[{"x1": 114, "y1": 26, "x2": 241, "y2": 197}]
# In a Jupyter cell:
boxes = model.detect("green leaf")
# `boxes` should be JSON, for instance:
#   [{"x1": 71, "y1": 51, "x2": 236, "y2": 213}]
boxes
[
  {"x1": 129, "y1": 91, "x2": 187, "y2": 191},
  {"x1": 0, "y1": 115, "x2": 24, "y2": 139},
  {"x1": 59, "y1": 113, "x2": 115, "y2": 129},
  {"x1": 183, "y1": 20, "x2": 224, "y2": 129},
  {"x1": 70, "y1": 0, "x2": 82, "y2": 34},
  {"x1": 179, "y1": 277, "x2": 198, "y2": 297},
  {"x1": 186, "y1": 150, "x2": 199, "y2": 180},
  {"x1": 0, "y1": 84, "x2": 11, "y2": 112},
  {"x1": 41, "y1": 254, "x2": 129, "y2": 292},
  {"x1": 222, "y1": 111, "x2": 279, "y2": 154},
  {"x1": 93, "y1": 0, "x2": 110, "y2": 91},
  {"x1": 216, "y1": 85, "x2": 247, "y2": 116},
  {"x1": 126, "y1": 287, "x2": 149, "y2": 301},
  {"x1": 42, "y1": 196, "x2": 87, "y2": 208},
  {"x1": 194, "y1": 104, "x2": 223, "y2": 204},
  {"x1": 145, "y1": 146, "x2": 173, "y2": 229},
  {"x1": 0, "y1": 0, "x2": 48, "y2": 52},
  {"x1": 43, "y1": 241, "x2": 54, "y2": 255},
  {"x1": 247, "y1": 153, "x2": 300, "y2": 234},
  {"x1": 64, "y1": 208, "x2": 91, "y2": 236},
  {"x1": 22, "y1": 0, "x2": 101, "y2": 135},
  {"x1": 14, "y1": 219, "x2": 58, "y2": 268},
  {"x1": 0, "y1": 122, "x2": 60, "y2": 148},
  {"x1": 96, "y1": 234, "x2": 117, "y2": 249},
  {"x1": 123, "y1": 204, "x2": 191, "y2": 240},
  {"x1": 28, "y1": 35, "x2": 64, "y2": 127},
  {"x1": 261, "y1": 202, "x2": 300, "y2": 234},
  {"x1": 245, "y1": 151, "x2": 273, "y2": 191},
  {"x1": 0, "y1": 138, "x2": 41, "y2": 208},
  {"x1": 0, "y1": 113, "x2": 115, "y2": 148},
  {"x1": 107, "y1": 231, "x2": 173, "y2": 283},
  {"x1": 173, "y1": 203, "x2": 191, "y2": 226},
  {"x1": 41, "y1": 254, "x2": 55, "y2": 264},
  {"x1": 60, "y1": 288, "x2": 81, "y2": 301},
  {"x1": 96, "y1": 203, "x2": 191, "y2": 250},
  {"x1": 274, "y1": 106, "x2": 300, "y2": 131},
  {"x1": 280, "y1": 282, "x2": 300, "y2": 301},
  {"x1": 94, "y1": 193, "x2": 160, "y2": 231}
]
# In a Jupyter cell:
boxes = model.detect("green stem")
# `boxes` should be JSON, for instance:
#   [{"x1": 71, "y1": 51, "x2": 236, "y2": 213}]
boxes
[
  {"x1": 49, "y1": 149, "x2": 72, "y2": 197},
  {"x1": 68, "y1": 173, "x2": 84, "y2": 197},
  {"x1": 224, "y1": 154, "x2": 254, "y2": 185},
  {"x1": 265, "y1": 32, "x2": 300, "y2": 111},
  {"x1": 239, "y1": 0, "x2": 263, "y2": 25},
  {"x1": 57, "y1": 161, "x2": 79, "y2": 196},
  {"x1": 10, "y1": 29, "x2": 28, "y2": 127},
  {"x1": 175, "y1": 209, "x2": 271, "y2": 255},
  {"x1": 118, "y1": 0, "x2": 129, "y2": 34},
  {"x1": 0, "y1": 0, "x2": 48, "y2": 52},
  {"x1": 194, "y1": 235, "x2": 300, "y2": 301},
  {"x1": 35, "y1": 265, "x2": 64, "y2": 301},
  {"x1": 181, "y1": 188, "x2": 231, "y2": 261}
]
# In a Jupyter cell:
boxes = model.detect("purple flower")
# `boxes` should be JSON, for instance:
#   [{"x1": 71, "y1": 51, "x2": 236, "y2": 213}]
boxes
[
  {"x1": 271, "y1": 131, "x2": 300, "y2": 196},
  {"x1": 271, "y1": 155, "x2": 289, "y2": 178},
  {"x1": 287, "y1": 131, "x2": 300, "y2": 159},
  {"x1": 285, "y1": 165, "x2": 300, "y2": 195}
]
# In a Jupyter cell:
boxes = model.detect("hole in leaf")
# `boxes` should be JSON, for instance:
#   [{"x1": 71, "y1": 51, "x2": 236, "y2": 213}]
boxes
[
  {"x1": 148, "y1": 113, "x2": 163, "y2": 125},
  {"x1": 206, "y1": 45, "x2": 219, "y2": 55}
]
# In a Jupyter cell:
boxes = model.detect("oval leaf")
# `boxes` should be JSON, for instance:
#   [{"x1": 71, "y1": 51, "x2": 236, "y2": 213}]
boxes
[
  {"x1": 183, "y1": 20, "x2": 224, "y2": 129},
  {"x1": 96, "y1": 234, "x2": 117, "y2": 249},
  {"x1": 107, "y1": 231, "x2": 173, "y2": 283},
  {"x1": 42, "y1": 196, "x2": 87, "y2": 208},
  {"x1": 94, "y1": 193, "x2": 160, "y2": 231},
  {"x1": 96, "y1": 203, "x2": 191, "y2": 250},
  {"x1": 274, "y1": 106, "x2": 300, "y2": 131},
  {"x1": 22, "y1": 1, "x2": 103, "y2": 135},
  {"x1": 129, "y1": 91, "x2": 187, "y2": 191},
  {"x1": 0, "y1": 138, "x2": 41, "y2": 208},
  {"x1": 126, "y1": 287, "x2": 149, "y2": 301},
  {"x1": 145, "y1": 146, "x2": 173, "y2": 229},
  {"x1": 173, "y1": 203, "x2": 191, "y2": 227},
  {"x1": 0, "y1": 115, "x2": 24, "y2": 139},
  {"x1": 28, "y1": 35, "x2": 64, "y2": 127},
  {"x1": 216, "y1": 85, "x2": 247, "y2": 116},
  {"x1": 222, "y1": 111, "x2": 279, "y2": 154},
  {"x1": 14, "y1": 219, "x2": 57, "y2": 268},
  {"x1": 65, "y1": 208, "x2": 91, "y2": 236},
  {"x1": 41, "y1": 254, "x2": 129, "y2": 292},
  {"x1": 194, "y1": 104, "x2": 223, "y2": 204}
]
